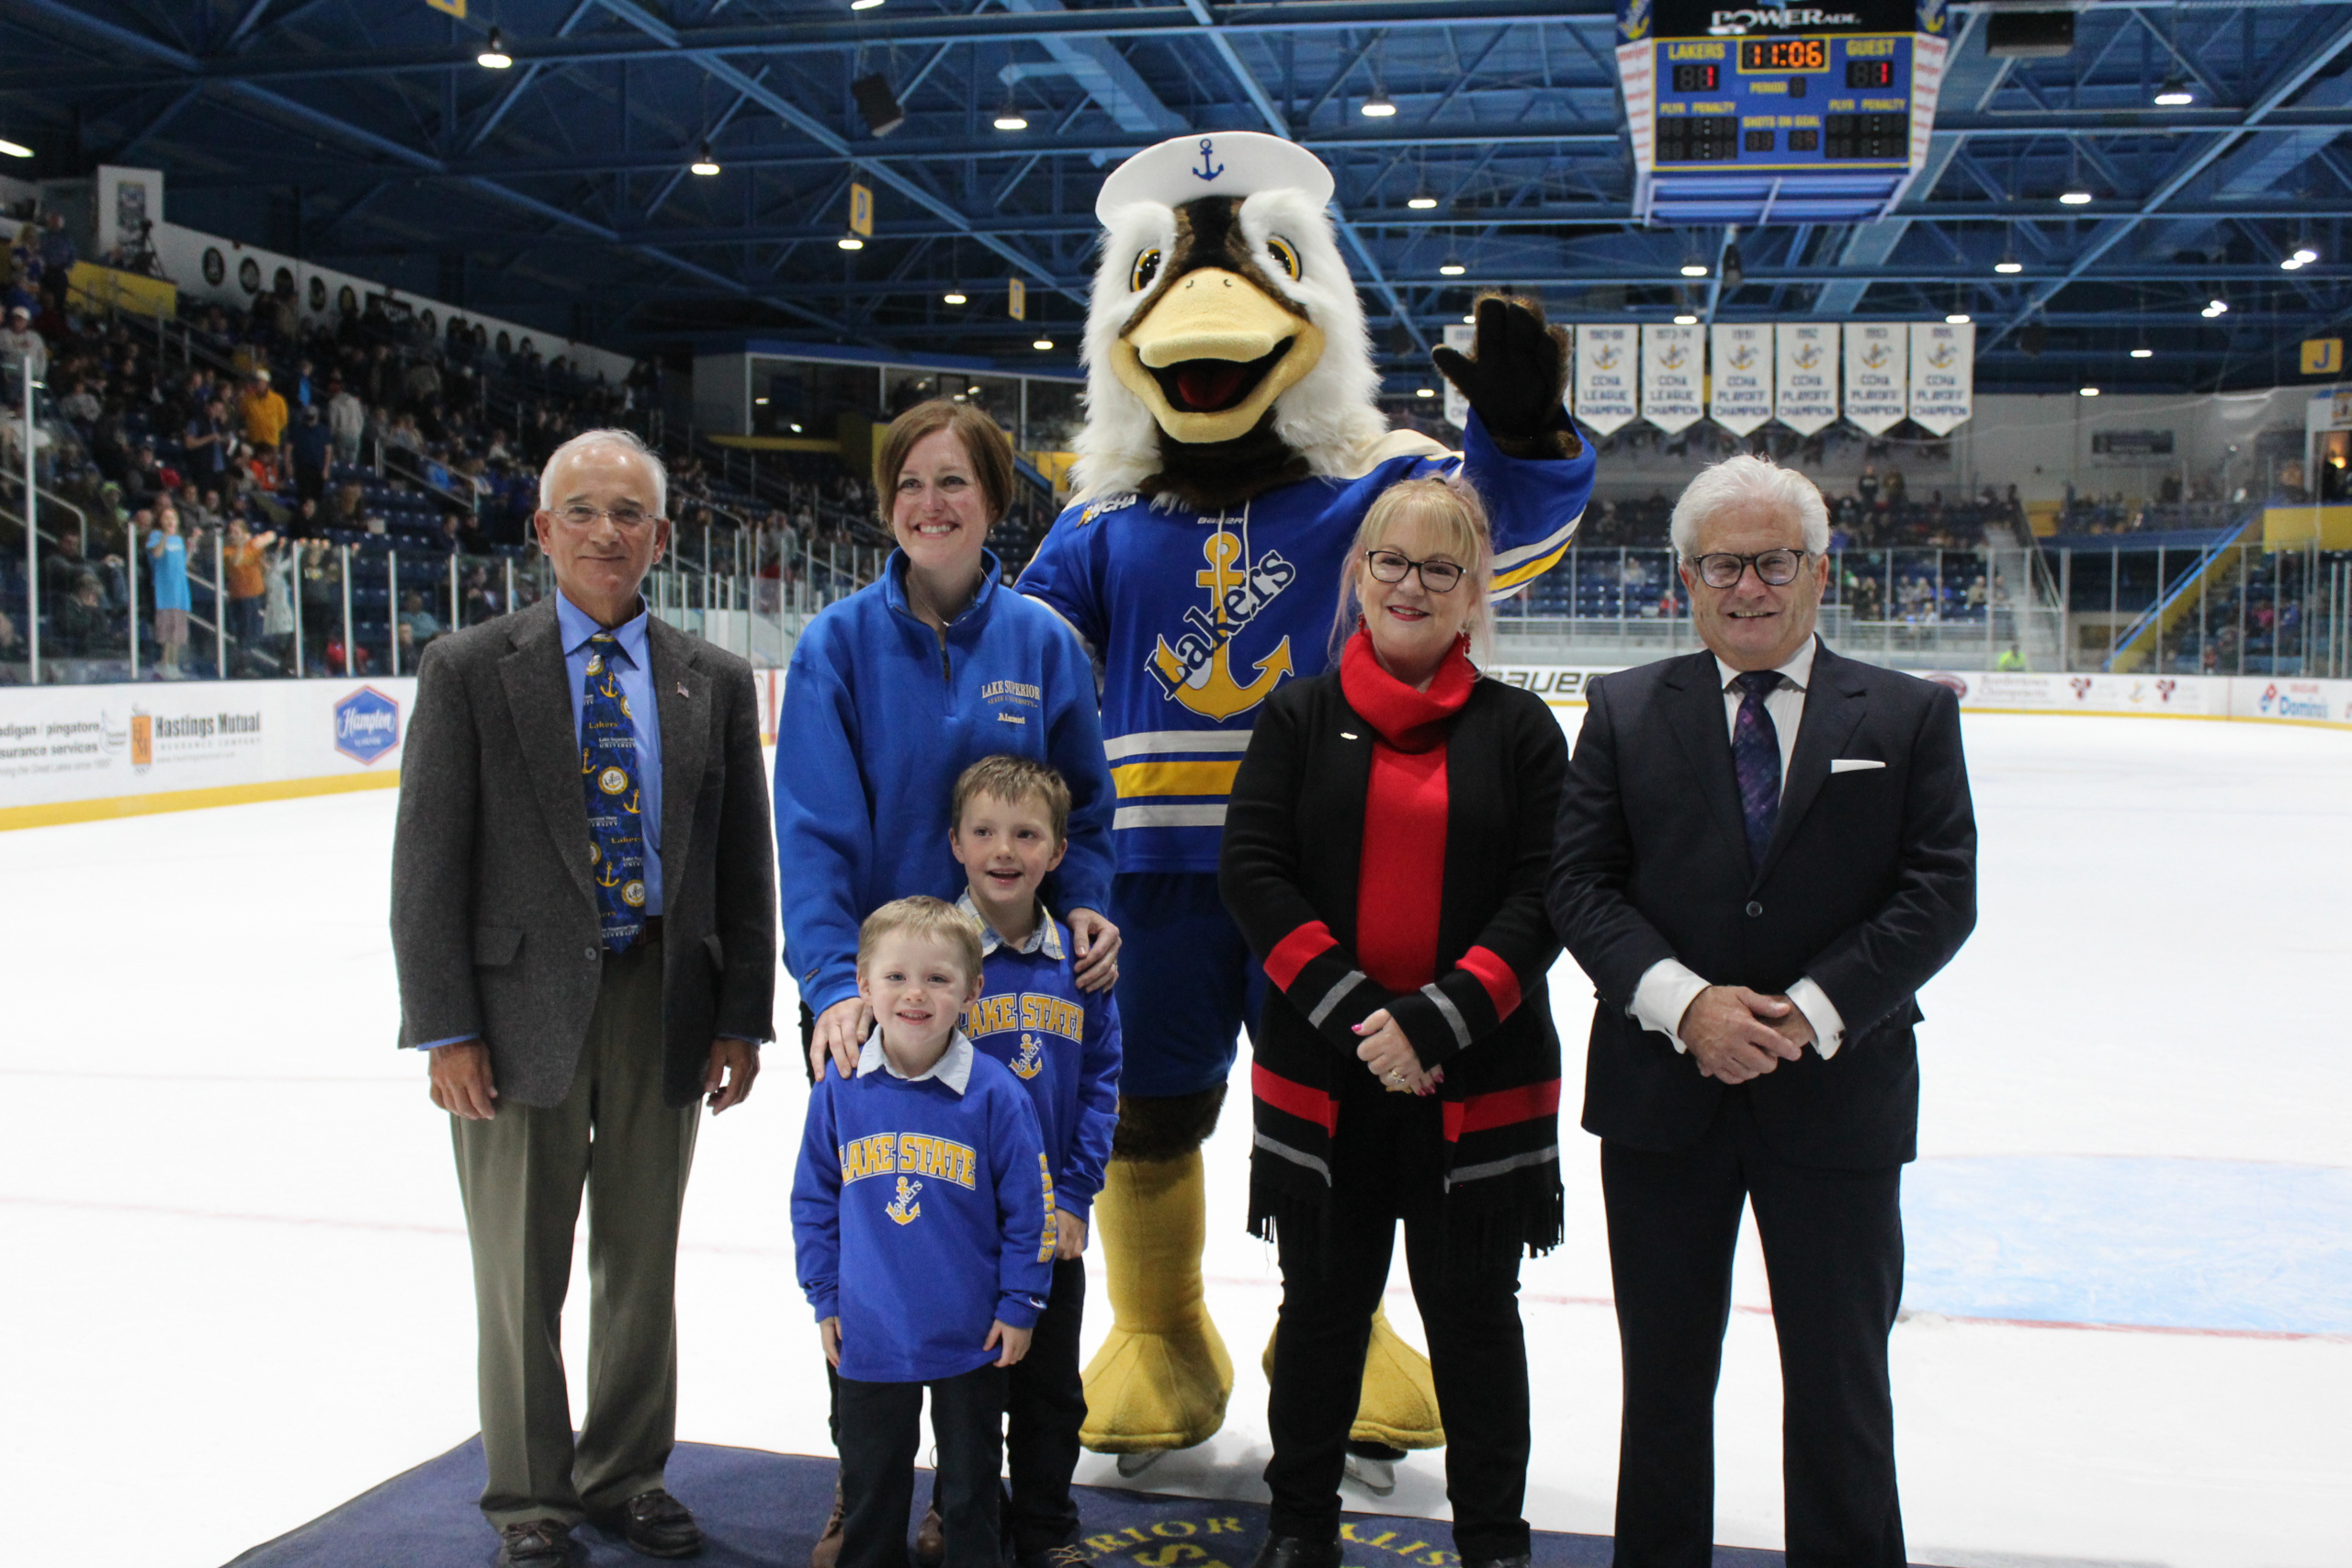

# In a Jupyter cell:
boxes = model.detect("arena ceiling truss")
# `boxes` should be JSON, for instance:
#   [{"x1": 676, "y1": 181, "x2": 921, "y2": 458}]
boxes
[{"x1": 9, "y1": 0, "x2": 2352, "y2": 392}]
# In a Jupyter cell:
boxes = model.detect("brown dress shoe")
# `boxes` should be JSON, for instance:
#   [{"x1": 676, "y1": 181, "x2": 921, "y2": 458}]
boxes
[
  {"x1": 810, "y1": 1480, "x2": 846, "y2": 1568},
  {"x1": 499, "y1": 1519, "x2": 573, "y2": 1568},
  {"x1": 589, "y1": 1489, "x2": 704, "y2": 1559},
  {"x1": 914, "y1": 1502, "x2": 944, "y2": 1568}
]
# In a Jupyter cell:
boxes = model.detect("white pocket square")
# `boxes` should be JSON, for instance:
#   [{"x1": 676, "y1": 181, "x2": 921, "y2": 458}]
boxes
[{"x1": 1830, "y1": 759, "x2": 1886, "y2": 773}]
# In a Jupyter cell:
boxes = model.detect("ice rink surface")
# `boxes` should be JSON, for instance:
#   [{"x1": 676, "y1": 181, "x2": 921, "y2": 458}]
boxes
[{"x1": 5, "y1": 709, "x2": 2350, "y2": 1568}]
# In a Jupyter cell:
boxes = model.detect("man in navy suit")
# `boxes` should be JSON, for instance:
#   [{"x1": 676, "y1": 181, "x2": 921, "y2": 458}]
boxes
[{"x1": 1547, "y1": 454, "x2": 1977, "y2": 1567}]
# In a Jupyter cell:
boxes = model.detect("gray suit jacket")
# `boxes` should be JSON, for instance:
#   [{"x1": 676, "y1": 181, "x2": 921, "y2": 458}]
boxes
[{"x1": 390, "y1": 596, "x2": 776, "y2": 1108}]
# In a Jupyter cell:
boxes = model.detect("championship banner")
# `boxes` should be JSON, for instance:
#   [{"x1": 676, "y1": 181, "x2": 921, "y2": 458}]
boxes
[
  {"x1": 1907, "y1": 320, "x2": 1974, "y2": 434},
  {"x1": 1708, "y1": 323, "x2": 1772, "y2": 435},
  {"x1": 1640, "y1": 323, "x2": 1703, "y2": 434},
  {"x1": 1573, "y1": 324, "x2": 1638, "y2": 435},
  {"x1": 1774, "y1": 322, "x2": 1839, "y2": 434},
  {"x1": 1844, "y1": 322, "x2": 1907, "y2": 434}
]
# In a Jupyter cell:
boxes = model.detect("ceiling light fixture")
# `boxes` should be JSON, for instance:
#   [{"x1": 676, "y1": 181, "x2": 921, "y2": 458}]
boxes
[
  {"x1": 1033, "y1": 337, "x2": 1055, "y2": 351},
  {"x1": 1438, "y1": 260, "x2": 1466, "y2": 276},
  {"x1": 2282, "y1": 255, "x2": 2307, "y2": 271},
  {"x1": 0, "y1": 138, "x2": 30, "y2": 159},
  {"x1": 1407, "y1": 194, "x2": 1438, "y2": 210},
  {"x1": 2203, "y1": 296, "x2": 2228, "y2": 317},
  {"x1": 2079, "y1": 386, "x2": 2101, "y2": 397},
  {"x1": 943, "y1": 288, "x2": 967, "y2": 304},
  {"x1": 1994, "y1": 255, "x2": 2023, "y2": 274},
  {"x1": 2295, "y1": 244, "x2": 2320, "y2": 265},
  {"x1": 2154, "y1": 77, "x2": 2193, "y2": 107},
  {"x1": 1672, "y1": 313, "x2": 1699, "y2": 324},
  {"x1": 2058, "y1": 186, "x2": 2093, "y2": 206},
  {"x1": 1463, "y1": 313, "x2": 1476, "y2": 323},
  {"x1": 1946, "y1": 311, "x2": 1972, "y2": 324},
  {"x1": 994, "y1": 111, "x2": 1029, "y2": 131},
  {"x1": 753, "y1": 397, "x2": 770, "y2": 405},
  {"x1": 837, "y1": 233, "x2": 865, "y2": 251},
  {"x1": 690, "y1": 141, "x2": 719, "y2": 176},
  {"x1": 477, "y1": 28, "x2": 513, "y2": 68},
  {"x1": 1361, "y1": 93, "x2": 1397, "y2": 118},
  {"x1": 1679, "y1": 262, "x2": 1709, "y2": 277},
  {"x1": 851, "y1": 0, "x2": 887, "y2": 9},
  {"x1": 1415, "y1": 387, "x2": 1435, "y2": 398},
  {"x1": 2130, "y1": 346, "x2": 2154, "y2": 358}
]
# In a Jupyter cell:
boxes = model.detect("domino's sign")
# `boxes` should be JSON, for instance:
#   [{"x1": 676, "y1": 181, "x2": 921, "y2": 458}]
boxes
[{"x1": 333, "y1": 685, "x2": 401, "y2": 765}]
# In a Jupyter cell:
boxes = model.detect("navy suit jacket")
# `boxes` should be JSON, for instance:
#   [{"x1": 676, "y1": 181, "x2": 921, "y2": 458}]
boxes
[{"x1": 1546, "y1": 639, "x2": 1977, "y2": 1169}]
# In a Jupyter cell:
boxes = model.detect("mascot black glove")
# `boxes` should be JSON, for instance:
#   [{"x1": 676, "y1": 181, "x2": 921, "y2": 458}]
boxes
[{"x1": 1431, "y1": 294, "x2": 1582, "y2": 460}]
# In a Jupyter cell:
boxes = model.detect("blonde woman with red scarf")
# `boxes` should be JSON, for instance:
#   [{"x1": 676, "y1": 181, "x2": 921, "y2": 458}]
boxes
[{"x1": 1219, "y1": 478, "x2": 1569, "y2": 1568}]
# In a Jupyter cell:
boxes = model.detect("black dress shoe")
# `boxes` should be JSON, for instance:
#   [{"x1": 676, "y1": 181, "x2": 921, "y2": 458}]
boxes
[
  {"x1": 589, "y1": 1490, "x2": 705, "y2": 1559},
  {"x1": 1245, "y1": 1537, "x2": 1341, "y2": 1568},
  {"x1": 499, "y1": 1519, "x2": 573, "y2": 1568}
]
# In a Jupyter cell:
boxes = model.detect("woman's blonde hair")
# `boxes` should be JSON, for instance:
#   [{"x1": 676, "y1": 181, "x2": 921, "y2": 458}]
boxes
[{"x1": 1328, "y1": 476, "x2": 1495, "y2": 661}]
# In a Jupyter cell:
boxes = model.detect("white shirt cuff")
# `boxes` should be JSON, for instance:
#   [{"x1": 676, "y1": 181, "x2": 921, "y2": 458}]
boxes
[
  {"x1": 1785, "y1": 976, "x2": 1846, "y2": 1060},
  {"x1": 1630, "y1": 960, "x2": 1711, "y2": 1055}
]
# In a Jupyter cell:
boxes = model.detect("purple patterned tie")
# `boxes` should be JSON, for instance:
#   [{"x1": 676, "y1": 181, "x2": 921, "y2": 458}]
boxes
[{"x1": 1731, "y1": 670, "x2": 1781, "y2": 870}]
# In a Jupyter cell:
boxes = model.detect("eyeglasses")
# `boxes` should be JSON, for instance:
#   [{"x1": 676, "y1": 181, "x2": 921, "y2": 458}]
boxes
[
  {"x1": 550, "y1": 503, "x2": 661, "y2": 529},
  {"x1": 1365, "y1": 548, "x2": 1464, "y2": 593},
  {"x1": 1690, "y1": 548, "x2": 1808, "y2": 589}
]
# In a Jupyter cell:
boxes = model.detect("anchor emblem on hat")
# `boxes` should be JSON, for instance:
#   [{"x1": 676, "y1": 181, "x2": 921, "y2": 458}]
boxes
[{"x1": 1192, "y1": 137, "x2": 1224, "y2": 182}]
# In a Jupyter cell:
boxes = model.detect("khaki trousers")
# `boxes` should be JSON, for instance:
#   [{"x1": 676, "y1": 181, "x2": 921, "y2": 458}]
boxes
[{"x1": 452, "y1": 938, "x2": 700, "y2": 1528}]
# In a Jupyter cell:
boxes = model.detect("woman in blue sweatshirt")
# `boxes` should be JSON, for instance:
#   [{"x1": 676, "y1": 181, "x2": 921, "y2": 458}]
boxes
[{"x1": 775, "y1": 400, "x2": 1120, "y2": 1083}]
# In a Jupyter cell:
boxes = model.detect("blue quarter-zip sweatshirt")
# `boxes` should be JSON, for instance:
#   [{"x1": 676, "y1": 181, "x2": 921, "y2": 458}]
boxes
[{"x1": 775, "y1": 549, "x2": 1116, "y2": 1017}]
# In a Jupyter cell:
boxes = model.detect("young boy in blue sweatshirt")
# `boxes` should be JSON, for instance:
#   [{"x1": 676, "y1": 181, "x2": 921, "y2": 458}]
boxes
[
  {"x1": 794, "y1": 897, "x2": 1057, "y2": 1568},
  {"x1": 946, "y1": 756, "x2": 1123, "y2": 1568}
]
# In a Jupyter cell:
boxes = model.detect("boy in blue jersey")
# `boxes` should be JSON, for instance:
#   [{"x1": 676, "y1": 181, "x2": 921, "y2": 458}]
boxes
[
  {"x1": 794, "y1": 897, "x2": 1057, "y2": 1568},
  {"x1": 946, "y1": 757, "x2": 1122, "y2": 1568}
]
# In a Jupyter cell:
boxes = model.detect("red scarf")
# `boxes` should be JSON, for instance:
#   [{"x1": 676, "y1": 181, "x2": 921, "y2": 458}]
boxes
[
  {"x1": 1338, "y1": 627, "x2": 1476, "y2": 752},
  {"x1": 1341, "y1": 628, "x2": 1476, "y2": 991}
]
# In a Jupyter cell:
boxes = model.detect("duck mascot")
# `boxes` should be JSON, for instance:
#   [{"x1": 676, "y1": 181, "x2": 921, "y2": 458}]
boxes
[{"x1": 1017, "y1": 131, "x2": 1595, "y2": 1480}]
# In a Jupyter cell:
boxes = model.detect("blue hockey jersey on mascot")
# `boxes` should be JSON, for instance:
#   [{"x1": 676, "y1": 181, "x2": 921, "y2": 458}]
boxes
[{"x1": 1021, "y1": 409, "x2": 1592, "y2": 873}]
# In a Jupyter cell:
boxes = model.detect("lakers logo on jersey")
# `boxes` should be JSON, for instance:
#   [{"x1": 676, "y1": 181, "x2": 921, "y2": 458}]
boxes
[
  {"x1": 1010, "y1": 1032, "x2": 1045, "y2": 1080},
  {"x1": 887, "y1": 1176, "x2": 923, "y2": 1225},
  {"x1": 1149, "y1": 527, "x2": 1298, "y2": 720}
]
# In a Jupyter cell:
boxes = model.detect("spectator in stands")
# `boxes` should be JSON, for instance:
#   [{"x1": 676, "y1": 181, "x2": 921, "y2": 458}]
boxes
[
  {"x1": 328, "y1": 378, "x2": 364, "y2": 467},
  {"x1": 37, "y1": 213, "x2": 74, "y2": 312},
  {"x1": 148, "y1": 504, "x2": 191, "y2": 677},
  {"x1": 289, "y1": 402, "x2": 331, "y2": 504},
  {"x1": 0, "y1": 609, "x2": 19, "y2": 677},
  {"x1": 0, "y1": 303, "x2": 44, "y2": 381},
  {"x1": 398, "y1": 589, "x2": 443, "y2": 648},
  {"x1": 239, "y1": 369, "x2": 288, "y2": 452},
  {"x1": 287, "y1": 496, "x2": 323, "y2": 540},
  {"x1": 185, "y1": 396, "x2": 232, "y2": 487},
  {"x1": 222, "y1": 517, "x2": 276, "y2": 667},
  {"x1": 52, "y1": 571, "x2": 108, "y2": 658}
]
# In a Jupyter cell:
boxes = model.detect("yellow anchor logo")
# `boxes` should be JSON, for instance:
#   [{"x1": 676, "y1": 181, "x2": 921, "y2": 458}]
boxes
[
  {"x1": 595, "y1": 863, "x2": 622, "y2": 890},
  {"x1": 1010, "y1": 1032, "x2": 1045, "y2": 1080},
  {"x1": 887, "y1": 1176, "x2": 923, "y2": 1224},
  {"x1": 1730, "y1": 344, "x2": 1757, "y2": 371},
  {"x1": 1863, "y1": 342, "x2": 1891, "y2": 369},
  {"x1": 1149, "y1": 530, "x2": 1295, "y2": 721},
  {"x1": 1929, "y1": 344, "x2": 1958, "y2": 368},
  {"x1": 1596, "y1": 344, "x2": 1621, "y2": 370},
  {"x1": 1795, "y1": 343, "x2": 1822, "y2": 369}
]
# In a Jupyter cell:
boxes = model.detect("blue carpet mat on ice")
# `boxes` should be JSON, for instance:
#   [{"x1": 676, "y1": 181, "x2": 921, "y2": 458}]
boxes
[{"x1": 224, "y1": 1438, "x2": 1801, "y2": 1568}]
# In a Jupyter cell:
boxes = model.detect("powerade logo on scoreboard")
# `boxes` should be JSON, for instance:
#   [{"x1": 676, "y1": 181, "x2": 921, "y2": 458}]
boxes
[
  {"x1": 334, "y1": 685, "x2": 401, "y2": 765},
  {"x1": 1637, "y1": 0, "x2": 1920, "y2": 35}
]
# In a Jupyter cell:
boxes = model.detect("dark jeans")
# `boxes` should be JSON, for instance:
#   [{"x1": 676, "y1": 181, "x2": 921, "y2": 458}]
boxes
[
  {"x1": 838, "y1": 1365, "x2": 1007, "y2": 1568},
  {"x1": 1004, "y1": 1257, "x2": 1087, "y2": 1557},
  {"x1": 1600, "y1": 1093, "x2": 1905, "y2": 1568},
  {"x1": 1264, "y1": 1089, "x2": 1532, "y2": 1564}
]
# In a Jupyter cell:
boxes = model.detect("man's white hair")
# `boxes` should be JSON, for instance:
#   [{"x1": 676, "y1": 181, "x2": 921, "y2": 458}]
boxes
[
  {"x1": 1669, "y1": 453, "x2": 1829, "y2": 558},
  {"x1": 540, "y1": 428, "x2": 669, "y2": 516}
]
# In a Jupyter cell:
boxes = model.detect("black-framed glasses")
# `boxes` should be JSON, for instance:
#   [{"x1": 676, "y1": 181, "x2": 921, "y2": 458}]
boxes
[
  {"x1": 1690, "y1": 548, "x2": 1807, "y2": 589},
  {"x1": 1365, "y1": 548, "x2": 1464, "y2": 593}
]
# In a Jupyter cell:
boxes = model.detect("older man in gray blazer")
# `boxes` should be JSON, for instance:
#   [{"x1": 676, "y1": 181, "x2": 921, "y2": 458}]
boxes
[{"x1": 392, "y1": 429, "x2": 775, "y2": 1567}]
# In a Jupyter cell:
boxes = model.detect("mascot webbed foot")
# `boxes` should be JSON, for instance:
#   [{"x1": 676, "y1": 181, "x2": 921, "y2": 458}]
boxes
[
  {"x1": 1430, "y1": 295, "x2": 1582, "y2": 461},
  {"x1": 1082, "y1": 1132, "x2": 1235, "y2": 1454},
  {"x1": 1260, "y1": 1303, "x2": 1447, "y2": 1451}
]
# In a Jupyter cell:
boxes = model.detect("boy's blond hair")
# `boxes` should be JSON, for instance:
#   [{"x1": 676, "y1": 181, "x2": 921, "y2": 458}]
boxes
[
  {"x1": 857, "y1": 895, "x2": 985, "y2": 985},
  {"x1": 951, "y1": 754, "x2": 1072, "y2": 848}
]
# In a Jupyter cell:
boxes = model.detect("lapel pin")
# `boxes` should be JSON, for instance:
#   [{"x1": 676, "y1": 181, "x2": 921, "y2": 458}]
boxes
[{"x1": 675, "y1": 682, "x2": 690, "y2": 699}]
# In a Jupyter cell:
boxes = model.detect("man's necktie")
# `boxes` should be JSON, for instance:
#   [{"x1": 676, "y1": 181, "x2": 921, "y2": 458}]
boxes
[
  {"x1": 581, "y1": 632, "x2": 647, "y2": 953},
  {"x1": 1731, "y1": 669, "x2": 1782, "y2": 871}
]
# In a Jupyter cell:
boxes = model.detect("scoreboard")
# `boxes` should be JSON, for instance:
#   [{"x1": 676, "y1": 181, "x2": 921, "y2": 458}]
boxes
[{"x1": 1618, "y1": 0, "x2": 1949, "y2": 225}]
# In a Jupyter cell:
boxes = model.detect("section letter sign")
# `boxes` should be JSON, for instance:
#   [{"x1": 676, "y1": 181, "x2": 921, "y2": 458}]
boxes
[
  {"x1": 1640, "y1": 322, "x2": 1703, "y2": 434},
  {"x1": 1574, "y1": 323, "x2": 1639, "y2": 435},
  {"x1": 1709, "y1": 323, "x2": 1773, "y2": 435},
  {"x1": 1907, "y1": 321, "x2": 1973, "y2": 434},
  {"x1": 1774, "y1": 323, "x2": 1839, "y2": 434},
  {"x1": 1844, "y1": 322, "x2": 1908, "y2": 434}
]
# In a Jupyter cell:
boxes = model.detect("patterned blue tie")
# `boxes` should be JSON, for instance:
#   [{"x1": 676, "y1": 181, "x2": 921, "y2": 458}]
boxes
[
  {"x1": 581, "y1": 632, "x2": 648, "y2": 953},
  {"x1": 1731, "y1": 669, "x2": 1782, "y2": 871}
]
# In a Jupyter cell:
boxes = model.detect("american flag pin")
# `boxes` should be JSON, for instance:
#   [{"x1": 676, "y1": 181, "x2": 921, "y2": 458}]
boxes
[{"x1": 676, "y1": 682, "x2": 690, "y2": 698}]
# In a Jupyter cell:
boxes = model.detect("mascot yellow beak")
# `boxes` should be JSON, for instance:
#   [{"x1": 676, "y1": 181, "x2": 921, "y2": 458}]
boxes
[{"x1": 1114, "y1": 266, "x2": 1326, "y2": 446}]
